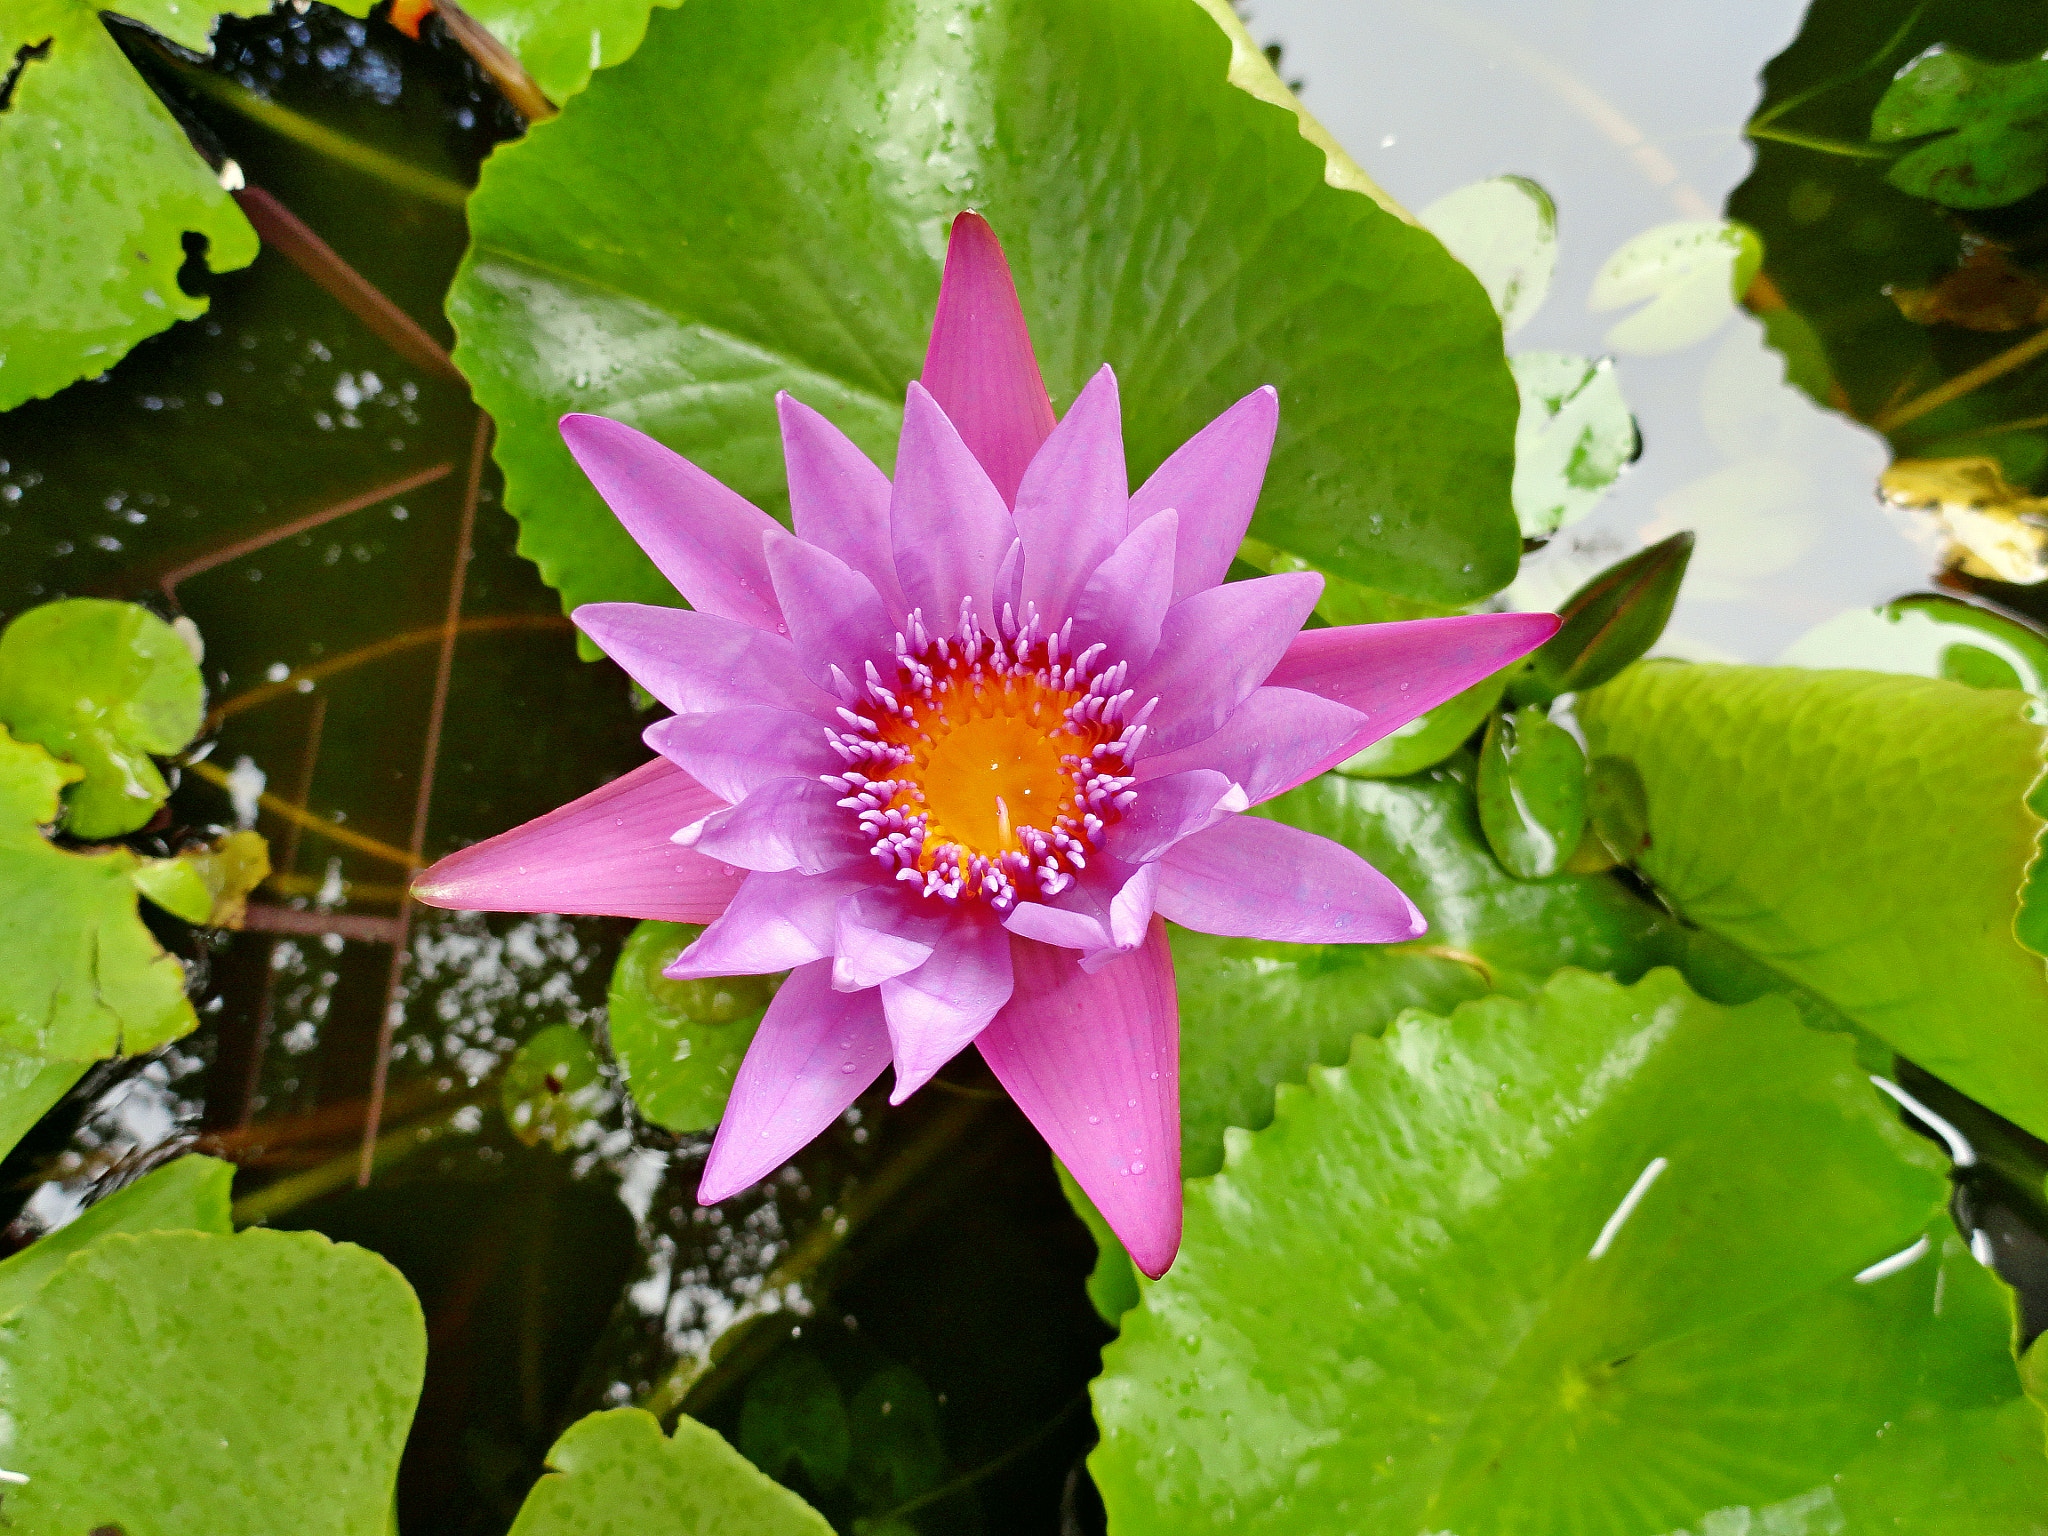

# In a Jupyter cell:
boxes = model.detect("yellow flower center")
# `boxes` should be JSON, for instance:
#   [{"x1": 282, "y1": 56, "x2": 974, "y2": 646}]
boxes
[{"x1": 890, "y1": 681, "x2": 1086, "y2": 856}]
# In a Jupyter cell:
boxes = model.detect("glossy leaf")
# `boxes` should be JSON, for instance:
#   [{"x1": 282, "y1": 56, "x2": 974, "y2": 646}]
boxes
[
  {"x1": 1580, "y1": 661, "x2": 2048, "y2": 1140},
  {"x1": 132, "y1": 828, "x2": 271, "y2": 928},
  {"x1": 1509, "y1": 352, "x2": 1636, "y2": 539},
  {"x1": 1093, "y1": 969, "x2": 2048, "y2": 1536},
  {"x1": 0, "y1": 1, "x2": 265, "y2": 410},
  {"x1": 1477, "y1": 704, "x2": 1588, "y2": 879},
  {"x1": 0, "y1": 1228, "x2": 425, "y2": 1534},
  {"x1": 450, "y1": 0, "x2": 1521, "y2": 622},
  {"x1": 1873, "y1": 47, "x2": 2048, "y2": 210},
  {"x1": 0, "y1": 1054, "x2": 84, "y2": 1165},
  {"x1": 1589, "y1": 219, "x2": 1761, "y2": 356},
  {"x1": 501, "y1": 1023, "x2": 608, "y2": 1150},
  {"x1": 0, "y1": 599, "x2": 205, "y2": 838},
  {"x1": 606, "y1": 919, "x2": 775, "y2": 1133},
  {"x1": 507, "y1": 1408, "x2": 834, "y2": 1536},
  {"x1": 1335, "y1": 665, "x2": 1507, "y2": 779},
  {"x1": 0, "y1": 728, "x2": 194, "y2": 1060},
  {"x1": 1418, "y1": 175, "x2": 1557, "y2": 336},
  {"x1": 1519, "y1": 530, "x2": 1694, "y2": 703},
  {"x1": 450, "y1": 0, "x2": 679, "y2": 103},
  {"x1": 0, "y1": 1152, "x2": 231, "y2": 1318},
  {"x1": 1780, "y1": 592, "x2": 2048, "y2": 704}
]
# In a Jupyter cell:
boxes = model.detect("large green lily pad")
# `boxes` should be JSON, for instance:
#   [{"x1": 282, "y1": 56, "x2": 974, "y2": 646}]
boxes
[
  {"x1": 0, "y1": 0, "x2": 268, "y2": 410},
  {"x1": 0, "y1": 599, "x2": 204, "y2": 838},
  {"x1": 0, "y1": 1053, "x2": 84, "y2": 1165},
  {"x1": 0, "y1": 1227, "x2": 425, "y2": 1535},
  {"x1": 0, "y1": 1152, "x2": 231, "y2": 1318},
  {"x1": 1093, "y1": 969, "x2": 2046, "y2": 1535},
  {"x1": 450, "y1": 0, "x2": 1520, "y2": 620},
  {"x1": 0, "y1": 729, "x2": 194, "y2": 1060},
  {"x1": 507, "y1": 1409, "x2": 834, "y2": 1536},
  {"x1": 1579, "y1": 662, "x2": 2048, "y2": 1140}
]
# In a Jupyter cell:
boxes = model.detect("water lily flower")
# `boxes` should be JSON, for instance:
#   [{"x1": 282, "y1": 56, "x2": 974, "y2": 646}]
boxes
[{"x1": 415, "y1": 213, "x2": 1555, "y2": 1277}]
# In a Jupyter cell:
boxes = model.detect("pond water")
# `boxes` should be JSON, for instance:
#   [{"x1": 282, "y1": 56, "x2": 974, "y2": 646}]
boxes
[{"x1": 0, "y1": 2, "x2": 2036, "y2": 1532}]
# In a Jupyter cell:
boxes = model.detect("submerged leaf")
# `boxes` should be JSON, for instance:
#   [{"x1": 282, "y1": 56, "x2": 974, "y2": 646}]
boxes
[
  {"x1": 1874, "y1": 46, "x2": 2048, "y2": 209},
  {"x1": 501, "y1": 1023, "x2": 608, "y2": 1150},
  {"x1": 1589, "y1": 219, "x2": 1762, "y2": 356},
  {"x1": 0, "y1": 598, "x2": 205, "y2": 838},
  {"x1": 132, "y1": 828, "x2": 272, "y2": 928},
  {"x1": 607, "y1": 919, "x2": 775, "y2": 1133},
  {"x1": 1880, "y1": 456, "x2": 2048, "y2": 585},
  {"x1": 1093, "y1": 969, "x2": 2044, "y2": 1536}
]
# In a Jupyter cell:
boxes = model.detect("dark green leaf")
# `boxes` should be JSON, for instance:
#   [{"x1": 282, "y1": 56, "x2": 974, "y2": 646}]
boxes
[
  {"x1": 508, "y1": 1409, "x2": 834, "y2": 1536},
  {"x1": 501, "y1": 1023, "x2": 607, "y2": 1150},
  {"x1": 1519, "y1": 531, "x2": 1694, "y2": 703},
  {"x1": 739, "y1": 1347, "x2": 853, "y2": 1491},
  {"x1": 1093, "y1": 969, "x2": 2046, "y2": 1536},
  {"x1": 0, "y1": 598, "x2": 205, "y2": 838},
  {"x1": 1874, "y1": 47, "x2": 2048, "y2": 209},
  {"x1": 450, "y1": 0, "x2": 1521, "y2": 622},
  {"x1": 0, "y1": 1152, "x2": 231, "y2": 1318},
  {"x1": 607, "y1": 919, "x2": 774, "y2": 1133},
  {"x1": 847, "y1": 1364, "x2": 948, "y2": 1513},
  {"x1": 1477, "y1": 704, "x2": 1588, "y2": 879}
]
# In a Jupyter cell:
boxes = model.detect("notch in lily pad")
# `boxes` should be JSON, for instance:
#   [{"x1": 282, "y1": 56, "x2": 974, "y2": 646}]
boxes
[
  {"x1": 1477, "y1": 705, "x2": 1588, "y2": 880},
  {"x1": 1513, "y1": 531, "x2": 1694, "y2": 707}
]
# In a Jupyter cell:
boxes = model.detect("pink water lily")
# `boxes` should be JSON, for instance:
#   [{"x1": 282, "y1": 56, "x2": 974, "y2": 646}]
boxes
[{"x1": 415, "y1": 213, "x2": 1555, "y2": 1277}]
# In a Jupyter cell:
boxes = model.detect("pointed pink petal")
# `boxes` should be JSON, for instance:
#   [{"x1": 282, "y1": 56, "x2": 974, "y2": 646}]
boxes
[
  {"x1": 777, "y1": 393, "x2": 904, "y2": 614},
  {"x1": 1002, "y1": 898, "x2": 1112, "y2": 952},
  {"x1": 1014, "y1": 366, "x2": 1128, "y2": 623},
  {"x1": 881, "y1": 912, "x2": 1014, "y2": 1102},
  {"x1": 1154, "y1": 816, "x2": 1424, "y2": 943},
  {"x1": 560, "y1": 415, "x2": 786, "y2": 632},
  {"x1": 679, "y1": 778, "x2": 865, "y2": 875},
  {"x1": 920, "y1": 211, "x2": 1057, "y2": 507},
  {"x1": 977, "y1": 926, "x2": 1181, "y2": 1278},
  {"x1": 831, "y1": 888, "x2": 941, "y2": 991},
  {"x1": 1108, "y1": 769, "x2": 1245, "y2": 866},
  {"x1": 698, "y1": 961, "x2": 891, "y2": 1204},
  {"x1": 412, "y1": 758, "x2": 742, "y2": 922},
  {"x1": 1106, "y1": 862, "x2": 1160, "y2": 956},
  {"x1": 889, "y1": 384, "x2": 1016, "y2": 631},
  {"x1": 1069, "y1": 509, "x2": 1177, "y2": 671},
  {"x1": 574, "y1": 603, "x2": 839, "y2": 720},
  {"x1": 644, "y1": 708, "x2": 836, "y2": 807},
  {"x1": 1138, "y1": 686, "x2": 1367, "y2": 805},
  {"x1": 1264, "y1": 612, "x2": 1560, "y2": 780},
  {"x1": 1129, "y1": 387, "x2": 1278, "y2": 602},
  {"x1": 1129, "y1": 572, "x2": 1324, "y2": 756},
  {"x1": 763, "y1": 531, "x2": 897, "y2": 692},
  {"x1": 666, "y1": 868, "x2": 870, "y2": 978}
]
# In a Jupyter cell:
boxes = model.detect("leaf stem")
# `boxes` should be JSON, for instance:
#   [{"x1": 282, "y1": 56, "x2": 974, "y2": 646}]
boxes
[
  {"x1": 1747, "y1": 2, "x2": 1929, "y2": 132},
  {"x1": 1874, "y1": 325, "x2": 2048, "y2": 432},
  {"x1": 183, "y1": 757, "x2": 421, "y2": 870},
  {"x1": 1744, "y1": 123, "x2": 1901, "y2": 160},
  {"x1": 230, "y1": 1089, "x2": 487, "y2": 1224}
]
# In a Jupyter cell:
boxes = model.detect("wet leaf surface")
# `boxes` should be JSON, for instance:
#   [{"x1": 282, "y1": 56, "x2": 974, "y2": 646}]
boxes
[
  {"x1": 1874, "y1": 47, "x2": 2048, "y2": 210},
  {"x1": 607, "y1": 919, "x2": 771, "y2": 1134},
  {"x1": 1477, "y1": 704, "x2": 1588, "y2": 880}
]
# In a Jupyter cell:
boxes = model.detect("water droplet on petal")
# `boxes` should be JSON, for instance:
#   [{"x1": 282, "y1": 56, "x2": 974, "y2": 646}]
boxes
[
  {"x1": 1088, "y1": 1115, "x2": 1099, "y2": 1124},
  {"x1": 841, "y1": 1061, "x2": 856, "y2": 1073},
  {"x1": 1130, "y1": 1160, "x2": 1145, "y2": 1174}
]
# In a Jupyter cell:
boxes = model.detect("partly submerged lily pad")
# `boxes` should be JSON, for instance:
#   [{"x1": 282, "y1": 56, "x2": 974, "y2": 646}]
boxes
[
  {"x1": 1092, "y1": 969, "x2": 2044, "y2": 1535},
  {"x1": 132, "y1": 828, "x2": 272, "y2": 928},
  {"x1": 0, "y1": 728, "x2": 193, "y2": 1060},
  {"x1": 501, "y1": 1022, "x2": 608, "y2": 1150},
  {"x1": 1873, "y1": 46, "x2": 2048, "y2": 210},
  {"x1": 451, "y1": 0, "x2": 1521, "y2": 621},
  {"x1": 607, "y1": 920, "x2": 774, "y2": 1134},
  {"x1": 0, "y1": 1227, "x2": 425, "y2": 1535},
  {"x1": 1579, "y1": 662, "x2": 2048, "y2": 1140}
]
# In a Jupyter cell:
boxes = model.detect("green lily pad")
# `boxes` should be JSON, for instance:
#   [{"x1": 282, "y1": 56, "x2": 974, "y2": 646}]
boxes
[
  {"x1": 0, "y1": 599, "x2": 205, "y2": 838},
  {"x1": 0, "y1": 1054, "x2": 85, "y2": 1165},
  {"x1": 607, "y1": 920, "x2": 774, "y2": 1134},
  {"x1": 1476, "y1": 703, "x2": 1588, "y2": 880},
  {"x1": 1093, "y1": 969, "x2": 2046, "y2": 1535},
  {"x1": 132, "y1": 828, "x2": 272, "y2": 928},
  {"x1": 0, "y1": 1152, "x2": 231, "y2": 1318},
  {"x1": 0, "y1": 728, "x2": 194, "y2": 1060},
  {"x1": 453, "y1": 0, "x2": 679, "y2": 104},
  {"x1": 1418, "y1": 175, "x2": 1557, "y2": 336},
  {"x1": 450, "y1": 0, "x2": 1521, "y2": 620},
  {"x1": 0, "y1": 1227, "x2": 425, "y2": 1535},
  {"x1": 0, "y1": 1, "x2": 269, "y2": 410},
  {"x1": 1579, "y1": 662, "x2": 2048, "y2": 1141},
  {"x1": 1873, "y1": 46, "x2": 2048, "y2": 210},
  {"x1": 1508, "y1": 352, "x2": 1636, "y2": 540},
  {"x1": 1589, "y1": 219, "x2": 1762, "y2": 357},
  {"x1": 507, "y1": 1408, "x2": 834, "y2": 1536},
  {"x1": 1779, "y1": 593, "x2": 2048, "y2": 703},
  {"x1": 501, "y1": 1023, "x2": 608, "y2": 1150}
]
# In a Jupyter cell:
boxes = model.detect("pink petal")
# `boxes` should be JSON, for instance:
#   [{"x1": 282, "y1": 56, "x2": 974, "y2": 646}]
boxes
[
  {"x1": 698, "y1": 960, "x2": 892, "y2": 1204},
  {"x1": 1137, "y1": 686, "x2": 1367, "y2": 805},
  {"x1": 1128, "y1": 386, "x2": 1278, "y2": 602},
  {"x1": 880, "y1": 911, "x2": 1015, "y2": 1102},
  {"x1": 890, "y1": 383, "x2": 1016, "y2": 632},
  {"x1": 1264, "y1": 612, "x2": 1560, "y2": 780},
  {"x1": 764, "y1": 531, "x2": 897, "y2": 691},
  {"x1": 1106, "y1": 862, "x2": 1160, "y2": 956},
  {"x1": 1129, "y1": 572, "x2": 1324, "y2": 756},
  {"x1": 1002, "y1": 897, "x2": 1112, "y2": 953},
  {"x1": 1108, "y1": 769, "x2": 1246, "y2": 865},
  {"x1": 560, "y1": 415, "x2": 785, "y2": 632},
  {"x1": 919, "y1": 211, "x2": 1057, "y2": 507},
  {"x1": 678, "y1": 778, "x2": 865, "y2": 875},
  {"x1": 666, "y1": 868, "x2": 871, "y2": 978},
  {"x1": 1068, "y1": 509, "x2": 1177, "y2": 671},
  {"x1": 831, "y1": 887, "x2": 941, "y2": 991},
  {"x1": 1153, "y1": 815, "x2": 1424, "y2": 943},
  {"x1": 412, "y1": 758, "x2": 742, "y2": 922},
  {"x1": 643, "y1": 708, "x2": 836, "y2": 807},
  {"x1": 777, "y1": 392, "x2": 905, "y2": 614},
  {"x1": 977, "y1": 926, "x2": 1181, "y2": 1278},
  {"x1": 1014, "y1": 366, "x2": 1128, "y2": 624},
  {"x1": 574, "y1": 603, "x2": 839, "y2": 721}
]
